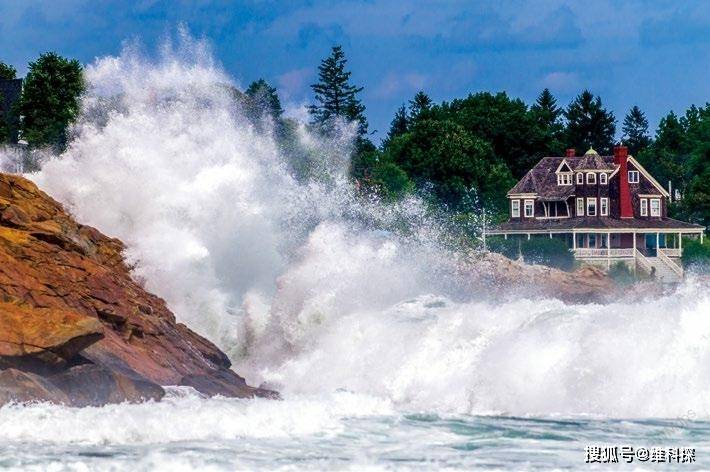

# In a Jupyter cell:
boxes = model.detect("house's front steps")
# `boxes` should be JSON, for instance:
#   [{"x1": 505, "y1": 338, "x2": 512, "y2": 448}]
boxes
[{"x1": 576, "y1": 250, "x2": 684, "y2": 283}]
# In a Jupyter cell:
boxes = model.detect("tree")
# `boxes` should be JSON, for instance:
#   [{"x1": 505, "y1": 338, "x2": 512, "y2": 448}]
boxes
[
  {"x1": 381, "y1": 104, "x2": 408, "y2": 148},
  {"x1": 386, "y1": 119, "x2": 514, "y2": 211},
  {"x1": 245, "y1": 78, "x2": 283, "y2": 120},
  {"x1": 622, "y1": 106, "x2": 651, "y2": 155},
  {"x1": 20, "y1": 52, "x2": 84, "y2": 149},
  {"x1": 308, "y1": 45, "x2": 367, "y2": 137},
  {"x1": 564, "y1": 90, "x2": 616, "y2": 154},
  {"x1": 408, "y1": 91, "x2": 432, "y2": 123},
  {"x1": 0, "y1": 61, "x2": 16, "y2": 80},
  {"x1": 529, "y1": 88, "x2": 564, "y2": 157}
]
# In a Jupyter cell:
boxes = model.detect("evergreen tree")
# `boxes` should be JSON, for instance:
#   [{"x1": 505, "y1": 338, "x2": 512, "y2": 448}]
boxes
[
  {"x1": 20, "y1": 52, "x2": 84, "y2": 150},
  {"x1": 308, "y1": 45, "x2": 367, "y2": 137},
  {"x1": 408, "y1": 91, "x2": 432, "y2": 123},
  {"x1": 564, "y1": 90, "x2": 616, "y2": 154},
  {"x1": 381, "y1": 104, "x2": 408, "y2": 148},
  {"x1": 622, "y1": 106, "x2": 651, "y2": 155},
  {"x1": 530, "y1": 89, "x2": 562, "y2": 130},
  {"x1": 529, "y1": 88, "x2": 564, "y2": 157},
  {"x1": 245, "y1": 78, "x2": 283, "y2": 120},
  {"x1": 0, "y1": 61, "x2": 16, "y2": 80}
]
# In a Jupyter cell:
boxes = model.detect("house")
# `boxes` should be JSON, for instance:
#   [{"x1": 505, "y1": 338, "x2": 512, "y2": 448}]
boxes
[
  {"x1": 484, "y1": 145, "x2": 705, "y2": 282},
  {"x1": 0, "y1": 78, "x2": 23, "y2": 143}
]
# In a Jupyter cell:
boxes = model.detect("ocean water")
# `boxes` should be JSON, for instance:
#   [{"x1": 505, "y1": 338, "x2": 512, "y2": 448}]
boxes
[
  {"x1": 2, "y1": 31, "x2": 709, "y2": 470},
  {"x1": 0, "y1": 388, "x2": 708, "y2": 471}
]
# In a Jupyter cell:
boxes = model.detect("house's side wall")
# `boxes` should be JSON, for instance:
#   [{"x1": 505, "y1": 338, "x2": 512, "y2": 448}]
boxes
[{"x1": 627, "y1": 161, "x2": 667, "y2": 218}]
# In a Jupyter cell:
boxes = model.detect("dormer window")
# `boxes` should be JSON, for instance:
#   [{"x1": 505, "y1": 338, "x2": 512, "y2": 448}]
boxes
[
  {"x1": 576, "y1": 173, "x2": 583, "y2": 184},
  {"x1": 600, "y1": 173, "x2": 607, "y2": 185},
  {"x1": 586, "y1": 172, "x2": 596, "y2": 184},
  {"x1": 557, "y1": 173, "x2": 572, "y2": 185},
  {"x1": 524, "y1": 200, "x2": 535, "y2": 217}
]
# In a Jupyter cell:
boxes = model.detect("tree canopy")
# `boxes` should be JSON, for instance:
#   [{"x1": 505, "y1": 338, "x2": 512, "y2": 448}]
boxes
[
  {"x1": 19, "y1": 52, "x2": 84, "y2": 150},
  {"x1": 564, "y1": 90, "x2": 616, "y2": 154},
  {"x1": 622, "y1": 106, "x2": 651, "y2": 156}
]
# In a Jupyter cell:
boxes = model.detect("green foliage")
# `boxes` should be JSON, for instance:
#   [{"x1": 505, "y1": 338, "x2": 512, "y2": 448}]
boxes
[
  {"x1": 20, "y1": 52, "x2": 84, "y2": 150},
  {"x1": 681, "y1": 238, "x2": 710, "y2": 273},
  {"x1": 0, "y1": 61, "x2": 16, "y2": 80},
  {"x1": 530, "y1": 88, "x2": 565, "y2": 157},
  {"x1": 381, "y1": 104, "x2": 408, "y2": 148},
  {"x1": 520, "y1": 237, "x2": 575, "y2": 271},
  {"x1": 608, "y1": 261, "x2": 636, "y2": 285},
  {"x1": 564, "y1": 90, "x2": 616, "y2": 154},
  {"x1": 308, "y1": 45, "x2": 367, "y2": 137},
  {"x1": 245, "y1": 79, "x2": 284, "y2": 121},
  {"x1": 487, "y1": 236, "x2": 574, "y2": 271},
  {"x1": 622, "y1": 106, "x2": 651, "y2": 156},
  {"x1": 386, "y1": 119, "x2": 514, "y2": 211},
  {"x1": 408, "y1": 91, "x2": 432, "y2": 124}
]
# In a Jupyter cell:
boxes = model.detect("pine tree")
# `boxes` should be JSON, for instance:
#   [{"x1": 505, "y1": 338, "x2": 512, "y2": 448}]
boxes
[
  {"x1": 20, "y1": 52, "x2": 84, "y2": 150},
  {"x1": 0, "y1": 61, "x2": 16, "y2": 80},
  {"x1": 308, "y1": 45, "x2": 367, "y2": 137},
  {"x1": 530, "y1": 89, "x2": 562, "y2": 130},
  {"x1": 563, "y1": 90, "x2": 616, "y2": 154},
  {"x1": 381, "y1": 104, "x2": 408, "y2": 148},
  {"x1": 245, "y1": 79, "x2": 283, "y2": 120},
  {"x1": 408, "y1": 91, "x2": 432, "y2": 123},
  {"x1": 622, "y1": 106, "x2": 651, "y2": 155}
]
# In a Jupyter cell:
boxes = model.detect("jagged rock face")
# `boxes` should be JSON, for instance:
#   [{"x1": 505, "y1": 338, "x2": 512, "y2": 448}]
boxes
[{"x1": 0, "y1": 173, "x2": 275, "y2": 405}]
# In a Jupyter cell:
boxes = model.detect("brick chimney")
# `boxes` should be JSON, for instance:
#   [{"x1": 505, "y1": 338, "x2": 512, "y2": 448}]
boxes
[
  {"x1": 565, "y1": 148, "x2": 575, "y2": 157},
  {"x1": 614, "y1": 145, "x2": 633, "y2": 218}
]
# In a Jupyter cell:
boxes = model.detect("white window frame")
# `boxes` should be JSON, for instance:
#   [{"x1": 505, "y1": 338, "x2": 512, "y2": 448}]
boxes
[
  {"x1": 511, "y1": 199, "x2": 520, "y2": 218},
  {"x1": 600, "y1": 173, "x2": 607, "y2": 185},
  {"x1": 600, "y1": 197, "x2": 608, "y2": 216},
  {"x1": 524, "y1": 199, "x2": 535, "y2": 218},
  {"x1": 557, "y1": 173, "x2": 572, "y2": 185},
  {"x1": 576, "y1": 197, "x2": 584, "y2": 216},
  {"x1": 628, "y1": 170, "x2": 640, "y2": 184},
  {"x1": 586, "y1": 172, "x2": 596, "y2": 184},
  {"x1": 576, "y1": 173, "x2": 583, "y2": 184},
  {"x1": 650, "y1": 198, "x2": 661, "y2": 217},
  {"x1": 640, "y1": 198, "x2": 648, "y2": 216},
  {"x1": 587, "y1": 197, "x2": 597, "y2": 216}
]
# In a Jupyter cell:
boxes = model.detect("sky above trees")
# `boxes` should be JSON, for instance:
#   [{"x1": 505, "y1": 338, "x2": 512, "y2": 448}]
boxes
[{"x1": 0, "y1": 0, "x2": 708, "y2": 143}]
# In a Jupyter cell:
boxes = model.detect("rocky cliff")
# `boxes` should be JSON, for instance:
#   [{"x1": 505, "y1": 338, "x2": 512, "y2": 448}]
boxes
[{"x1": 0, "y1": 173, "x2": 275, "y2": 406}]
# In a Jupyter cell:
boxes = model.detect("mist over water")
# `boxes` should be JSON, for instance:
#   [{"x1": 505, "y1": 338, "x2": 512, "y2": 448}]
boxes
[{"x1": 15, "y1": 33, "x2": 710, "y2": 420}]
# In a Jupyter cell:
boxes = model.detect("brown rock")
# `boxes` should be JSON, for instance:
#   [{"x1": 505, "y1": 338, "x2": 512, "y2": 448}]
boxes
[
  {"x1": 0, "y1": 172, "x2": 274, "y2": 402},
  {"x1": 0, "y1": 368, "x2": 70, "y2": 405},
  {"x1": 0, "y1": 302, "x2": 103, "y2": 373},
  {"x1": 49, "y1": 364, "x2": 164, "y2": 407}
]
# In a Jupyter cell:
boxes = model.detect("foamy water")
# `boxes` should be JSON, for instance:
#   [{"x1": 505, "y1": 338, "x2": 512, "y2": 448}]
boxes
[{"x1": 1, "y1": 31, "x2": 708, "y2": 470}]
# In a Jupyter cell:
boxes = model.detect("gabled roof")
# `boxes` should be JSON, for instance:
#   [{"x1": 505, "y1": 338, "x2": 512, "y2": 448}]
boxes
[{"x1": 508, "y1": 150, "x2": 619, "y2": 199}]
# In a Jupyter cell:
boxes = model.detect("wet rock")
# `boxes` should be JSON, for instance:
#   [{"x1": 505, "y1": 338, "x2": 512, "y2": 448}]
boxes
[
  {"x1": 0, "y1": 172, "x2": 274, "y2": 404},
  {"x1": 49, "y1": 364, "x2": 164, "y2": 407},
  {"x1": 0, "y1": 368, "x2": 70, "y2": 405}
]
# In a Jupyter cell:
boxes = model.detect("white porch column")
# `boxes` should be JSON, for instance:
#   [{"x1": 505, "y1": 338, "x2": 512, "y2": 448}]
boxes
[
  {"x1": 633, "y1": 232, "x2": 636, "y2": 252},
  {"x1": 549, "y1": 232, "x2": 552, "y2": 239},
  {"x1": 527, "y1": 233, "x2": 531, "y2": 240},
  {"x1": 702, "y1": 232, "x2": 704, "y2": 244},
  {"x1": 572, "y1": 232, "x2": 576, "y2": 250},
  {"x1": 656, "y1": 232, "x2": 660, "y2": 253},
  {"x1": 679, "y1": 233, "x2": 682, "y2": 251},
  {"x1": 504, "y1": 233, "x2": 507, "y2": 240}
]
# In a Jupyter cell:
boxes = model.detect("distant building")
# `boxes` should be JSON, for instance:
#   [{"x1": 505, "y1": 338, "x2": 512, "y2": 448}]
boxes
[
  {"x1": 0, "y1": 78, "x2": 23, "y2": 143},
  {"x1": 485, "y1": 146, "x2": 705, "y2": 282}
]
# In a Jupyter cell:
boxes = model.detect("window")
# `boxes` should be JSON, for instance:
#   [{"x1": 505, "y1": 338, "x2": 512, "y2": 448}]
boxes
[
  {"x1": 600, "y1": 197, "x2": 608, "y2": 216},
  {"x1": 600, "y1": 173, "x2": 607, "y2": 185},
  {"x1": 589, "y1": 234, "x2": 597, "y2": 247},
  {"x1": 524, "y1": 199, "x2": 534, "y2": 217},
  {"x1": 576, "y1": 197, "x2": 584, "y2": 216},
  {"x1": 600, "y1": 234, "x2": 608, "y2": 248},
  {"x1": 640, "y1": 198, "x2": 648, "y2": 216},
  {"x1": 557, "y1": 173, "x2": 572, "y2": 185},
  {"x1": 628, "y1": 170, "x2": 640, "y2": 184},
  {"x1": 650, "y1": 198, "x2": 661, "y2": 217},
  {"x1": 511, "y1": 199, "x2": 520, "y2": 218},
  {"x1": 587, "y1": 198, "x2": 597, "y2": 216},
  {"x1": 576, "y1": 173, "x2": 583, "y2": 184},
  {"x1": 586, "y1": 172, "x2": 596, "y2": 184}
]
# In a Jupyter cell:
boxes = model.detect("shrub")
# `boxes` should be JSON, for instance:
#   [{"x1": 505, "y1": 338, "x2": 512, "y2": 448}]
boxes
[
  {"x1": 682, "y1": 237, "x2": 710, "y2": 273},
  {"x1": 608, "y1": 261, "x2": 635, "y2": 285},
  {"x1": 486, "y1": 236, "x2": 519, "y2": 260},
  {"x1": 521, "y1": 237, "x2": 575, "y2": 271}
]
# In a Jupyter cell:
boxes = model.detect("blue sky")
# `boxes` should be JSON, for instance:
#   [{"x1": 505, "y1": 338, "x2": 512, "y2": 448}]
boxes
[{"x1": 1, "y1": 0, "x2": 708, "y2": 142}]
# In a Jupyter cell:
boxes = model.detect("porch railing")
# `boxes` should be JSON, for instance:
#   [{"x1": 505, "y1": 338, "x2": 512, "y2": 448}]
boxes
[
  {"x1": 657, "y1": 249, "x2": 684, "y2": 277},
  {"x1": 573, "y1": 248, "x2": 635, "y2": 258},
  {"x1": 659, "y1": 248, "x2": 681, "y2": 258},
  {"x1": 634, "y1": 249, "x2": 654, "y2": 274}
]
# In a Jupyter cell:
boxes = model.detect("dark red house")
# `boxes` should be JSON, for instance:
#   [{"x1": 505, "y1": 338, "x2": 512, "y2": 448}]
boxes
[{"x1": 485, "y1": 145, "x2": 705, "y2": 281}]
